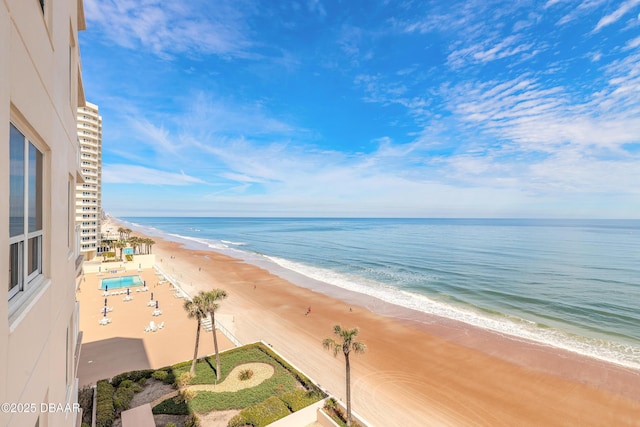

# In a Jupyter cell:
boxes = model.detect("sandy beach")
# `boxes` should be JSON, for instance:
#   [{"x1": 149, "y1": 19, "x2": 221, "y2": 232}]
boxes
[{"x1": 82, "y1": 220, "x2": 640, "y2": 426}]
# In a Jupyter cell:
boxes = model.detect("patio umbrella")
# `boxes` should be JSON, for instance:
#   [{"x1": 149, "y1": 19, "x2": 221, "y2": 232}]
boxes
[
  {"x1": 127, "y1": 288, "x2": 130, "y2": 296},
  {"x1": 105, "y1": 285, "x2": 108, "y2": 292},
  {"x1": 151, "y1": 292, "x2": 154, "y2": 301},
  {"x1": 155, "y1": 300, "x2": 159, "y2": 310},
  {"x1": 104, "y1": 298, "x2": 107, "y2": 306},
  {"x1": 103, "y1": 307, "x2": 107, "y2": 317}
]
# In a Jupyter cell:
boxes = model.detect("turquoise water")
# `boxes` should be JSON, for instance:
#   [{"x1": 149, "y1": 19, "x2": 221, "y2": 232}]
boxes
[
  {"x1": 122, "y1": 217, "x2": 640, "y2": 369},
  {"x1": 100, "y1": 275, "x2": 143, "y2": 290}
]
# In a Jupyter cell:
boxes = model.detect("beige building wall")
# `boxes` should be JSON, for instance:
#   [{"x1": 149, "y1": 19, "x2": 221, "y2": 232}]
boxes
[
  {"x1": 1, "y1": 1, "x2": 86, "y2": 426},
  {"x1": 76, "y1": 101, "x2": 102, "y2": 261}
]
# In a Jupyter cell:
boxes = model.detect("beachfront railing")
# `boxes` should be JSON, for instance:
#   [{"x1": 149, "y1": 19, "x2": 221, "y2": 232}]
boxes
[
  {"x1": 153, "y1": 264, "x2": 243, "y2": 348},
  {"x1": 214, "y1": 318, "x2": 242, "y2": 347}
]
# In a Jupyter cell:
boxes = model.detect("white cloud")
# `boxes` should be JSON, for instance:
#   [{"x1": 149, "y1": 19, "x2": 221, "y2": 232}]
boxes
[
  {"x1": 448, "y1": 36, "x2": 534, "y2": 68},
  {"x1": 83, "y1": 0, "x2": 253, "y2": 58},
  {"x1": 594, "y1": 0, "x2": 640, "y2": 32},
  {"x1": 556, "y1": 0, "x2": 607, "y2": 26},
  {"x1": 103, "y1": 164, "x2": 206, "y2": 185},
  {"x1": 626, "y1": 36, "x2": 640, "y2": 49}
]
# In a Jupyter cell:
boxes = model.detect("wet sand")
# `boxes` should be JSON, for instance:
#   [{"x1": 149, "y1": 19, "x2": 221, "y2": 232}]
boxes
[{"x1": 91, "y1": 221, "x2": 640, "y2": 426}]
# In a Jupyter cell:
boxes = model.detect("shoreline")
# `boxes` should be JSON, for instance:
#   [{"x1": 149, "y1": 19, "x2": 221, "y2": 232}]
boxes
[
  {"x1": 127, "y1": 219, "x2": 640, "y2": 372},
  {"x1": 126, "y1": 219, "x2": 640, "y2": 373},
  {"x1": 112, "y1": 218, "x2": 640, "y2": 425}
]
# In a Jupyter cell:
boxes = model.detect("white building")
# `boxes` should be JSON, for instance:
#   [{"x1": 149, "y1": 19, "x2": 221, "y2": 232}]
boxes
[
  {"x1": 1, "y1": 0, "x2": 86, "y2": 426},
  {"x1": 77, "y1": 102, "x2": 102, "y2": 260}
]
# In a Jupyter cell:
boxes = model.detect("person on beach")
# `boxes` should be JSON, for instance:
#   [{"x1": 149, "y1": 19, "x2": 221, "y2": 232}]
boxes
[{"x1": 305, "y1": 306, "x2": 311, "y2": 316}]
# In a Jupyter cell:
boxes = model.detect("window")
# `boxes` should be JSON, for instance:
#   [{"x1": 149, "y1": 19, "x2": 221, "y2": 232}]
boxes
[{"x1": 9, "y1": 124, "x2": 43, "y2": 300}]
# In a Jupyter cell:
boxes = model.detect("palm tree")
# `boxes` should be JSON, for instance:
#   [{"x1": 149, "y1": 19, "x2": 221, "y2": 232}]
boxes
[
  {"x1": 200, "y1": 289, "x2": 228, "y2": 381},
  {"x1": 184, "y1": 295, "x2": 207, "y2": 375},
  {"x1": 114, "y1": 240, "x2": 126, "y2": 261},
  {"x1": 147, "y1": 238, "x2": 155, "y2": 254},
  {"x1": 129, "y1": 236, "x2": 140, "y2": 254},
  {"x1": 124, "y1": 228, "x2": 132, "y2": 240},
  {"x1": 322, "y1": 325, "x2": 366, "y2": 426},
  {"x1": 117, "y1": 227, "x2": 126, "y2": 241}
]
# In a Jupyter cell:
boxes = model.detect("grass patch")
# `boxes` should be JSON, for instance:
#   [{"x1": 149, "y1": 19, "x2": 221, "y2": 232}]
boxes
[{"x1": 150, "y1": 343, "x2": 325, "y2": 426}]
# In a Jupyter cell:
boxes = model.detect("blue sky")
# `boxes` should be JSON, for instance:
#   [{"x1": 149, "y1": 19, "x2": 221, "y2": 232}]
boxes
[{"x1": 80, "y1": 0, "x2": 640, "y2": 218}]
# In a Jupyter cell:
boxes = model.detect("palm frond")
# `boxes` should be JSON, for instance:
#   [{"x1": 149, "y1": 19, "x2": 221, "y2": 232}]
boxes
[{"x1": 352, "y1": 342, "x2": 367, "y2": 354}]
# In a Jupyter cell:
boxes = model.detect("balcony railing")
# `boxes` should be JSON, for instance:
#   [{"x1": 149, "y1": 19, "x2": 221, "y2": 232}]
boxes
[{"x1": 75, "y1": 254, "x2": 84, "y2": 277}]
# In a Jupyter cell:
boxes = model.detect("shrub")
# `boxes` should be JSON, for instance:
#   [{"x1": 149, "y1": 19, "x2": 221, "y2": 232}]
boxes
[
  {"x1": 165, "y1": 423, "x2": 177, "y2": 427},
  {"x1": 151, "y1": 368, "x2": 176, "y2": 385},
  {"x1": 95, "y1": 380, "x2": 115, "y2": 427},
  {"x1": 238, "y1": 369, "x2": 254, "y2": 381},
  {"x1": 152, "y1": 370, "x2": 168, "y2": 381},
  {"x1": 321, "y1": 399, "x2": 362, "y2": 427},
  {"x1": 174, "y1": 389, "x2": 197, "y2": 404},
  {"x1": 78, "y1": 386, "x2": 93, "y2": 426},
  {"x1": 152, "y1": 396, "x2": 189, "y2": 415},
  {"x1": 111, "y1": 369, "x2": 154, "y2": 387},
  {"x1": 177, "y1": 372, "x2": 194, "y2": 388},
  {"x1": 118, "y1": 379, "x2": 134, "y2": 388},
  {"x1": 112, "y1": 378, "x2": 143, "y2": 414},
  {"x1": 280, "y1": 390, "x2": 320, "y2": 412},
  {"x1": 324, "y1": 397, "x2": 338, "y2": 411},
  {"x1": 113, "y1": 385, "x2": 135, "y2": 412},
  {"x1": 184, "y1": 413, "x2": 200, "y2": 427},
  {"x1": 228, "y1": 396, "x2": 291, "y2": 427}
]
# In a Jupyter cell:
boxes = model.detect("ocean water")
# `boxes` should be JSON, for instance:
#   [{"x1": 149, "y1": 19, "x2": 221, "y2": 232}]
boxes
[{"x1": 121, "y1": 217, "x2": 640, "y2": 369}]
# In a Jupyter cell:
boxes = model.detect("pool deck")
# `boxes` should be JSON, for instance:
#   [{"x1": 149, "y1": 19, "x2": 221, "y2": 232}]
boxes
[{"x1": 77, "y1": 267, "x2": 235, "y2": 386}]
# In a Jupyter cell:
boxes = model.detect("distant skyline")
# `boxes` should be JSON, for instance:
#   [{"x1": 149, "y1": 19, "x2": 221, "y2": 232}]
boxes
[{"x1": 80, "y1": 0, "x2": 640, "y2": 218}]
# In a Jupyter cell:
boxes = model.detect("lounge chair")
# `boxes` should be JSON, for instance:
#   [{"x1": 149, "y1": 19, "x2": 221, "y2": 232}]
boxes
[{"x1": 158, "y1": 322, "x2": 164, "y2": 329}]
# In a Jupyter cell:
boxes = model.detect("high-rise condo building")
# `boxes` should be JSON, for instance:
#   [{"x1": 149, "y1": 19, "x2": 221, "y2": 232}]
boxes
[
  {"x1": 77, "y1": 102, "x2": 103, "y2": 260},
  {"x1": 1, "y1": 0, "x2": 86, "y2": 426}
]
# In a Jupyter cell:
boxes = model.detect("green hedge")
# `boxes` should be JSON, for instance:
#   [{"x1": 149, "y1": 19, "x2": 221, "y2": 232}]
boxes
[
  {"x1": 152, "y1": 397, "x2": 190, "y2": 415},
  {"x1": 113, "y1": 380, "x2": 141, "y2": 412},
  {"x1": 111, "y1": 369, "x2": 154, "y2": 387},
  {"x1": 95, "y1": 380, "x2": 115, "y2": 427},
  {"x1": 279, "y1": 389, "x2": 319, "y2": 412},
  {"x1": 151, "y1": 368, "x2": 176, "y2": 384},
  {"x1": 228, "y1": 396, "x2": 291, "y2": 427}
]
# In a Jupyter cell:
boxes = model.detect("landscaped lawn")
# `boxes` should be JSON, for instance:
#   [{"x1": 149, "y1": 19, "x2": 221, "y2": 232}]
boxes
[{"x1": 153, "y1": 342, "x2": 325, "y2": 426}]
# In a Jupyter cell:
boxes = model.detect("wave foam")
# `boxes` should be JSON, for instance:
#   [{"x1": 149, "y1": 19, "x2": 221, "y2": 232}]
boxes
[{"x1": 264, "y1": 255, "x2": 640, "y2": 370}]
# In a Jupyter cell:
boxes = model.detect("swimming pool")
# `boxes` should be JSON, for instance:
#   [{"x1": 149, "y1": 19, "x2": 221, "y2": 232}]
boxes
[{"x1": 100, "y1": 275, "x2": 144, "y2": 290}]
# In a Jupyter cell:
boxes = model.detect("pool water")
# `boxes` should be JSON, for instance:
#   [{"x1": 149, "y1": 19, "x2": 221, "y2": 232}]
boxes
[{"x1": 100, "y1": 275, "x2": 143, "y2": 290}]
